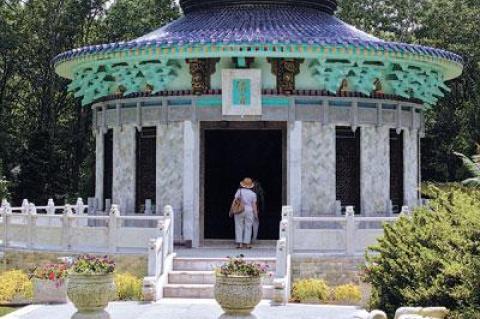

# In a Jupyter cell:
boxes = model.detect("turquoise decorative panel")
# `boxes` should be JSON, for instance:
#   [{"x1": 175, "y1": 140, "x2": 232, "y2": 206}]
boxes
[
  {"x1": 68, "y1": 60, "x2": 180, "y2": 105},
  {"x1": 232, "y1": 79, "x2": 252, "y2": 107},
  {"x1": 309, "y1": 58, "x2": 450, "y2": 105}
]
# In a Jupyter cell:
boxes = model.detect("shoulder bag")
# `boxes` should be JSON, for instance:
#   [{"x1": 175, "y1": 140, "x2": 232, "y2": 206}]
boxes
[{"x1": 230, "y1": 189, "x2": 245, "y2": 215}]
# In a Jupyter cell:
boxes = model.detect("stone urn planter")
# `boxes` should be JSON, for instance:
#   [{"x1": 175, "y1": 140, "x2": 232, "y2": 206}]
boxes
[
  {"x1": 67, "y1": 273, "x2": 115, "y2": 313},
  {"x1": 214, "y1": 255, "x2": 270, "y2": 315},
  {"x1": 214, "y1": 275, "x2": 263, "y2": 314},
  {"x1": 66, "y1": 255, "x2": 116, "y2": 316},
  {"x1": 33, "y1": 278, "x2": 67, "y2": 304}
]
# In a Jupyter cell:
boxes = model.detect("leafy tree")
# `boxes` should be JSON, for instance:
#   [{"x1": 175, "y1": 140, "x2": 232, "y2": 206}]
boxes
[
  {"x1": 339, "y1": 0, "x2": 480, "y2": 183},
  {"x1": 0, "y1": 161, "x2": 10, "y2": 200},
  {"x1": 364, "y1": 184, "x2": 480, "y2": 318},
  {"x1": 101, "y1": 0, "x2": 179, "y2": 42}
]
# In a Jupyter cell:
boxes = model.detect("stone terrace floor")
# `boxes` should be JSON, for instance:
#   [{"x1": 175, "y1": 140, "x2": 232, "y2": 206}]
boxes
[{"x1": 5, "y1": 300, "x2": 365, "y2": 319}]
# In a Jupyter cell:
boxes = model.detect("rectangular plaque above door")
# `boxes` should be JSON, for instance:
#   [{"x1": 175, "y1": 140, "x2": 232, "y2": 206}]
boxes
[{"x1": 222, "y1": 69, "x2": 262, "y2": 116}]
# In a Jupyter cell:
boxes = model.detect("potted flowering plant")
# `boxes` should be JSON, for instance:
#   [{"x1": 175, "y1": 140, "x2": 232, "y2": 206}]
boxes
[
  {"x1": 214, "y1": 255, "x2": 270, "y2": 315},
  {"x1": 66, "y1": 255, "x2": 116, "y2": 314},
  {"x1": 31, "y1": 263, "x2": 68, "y2": 304}
]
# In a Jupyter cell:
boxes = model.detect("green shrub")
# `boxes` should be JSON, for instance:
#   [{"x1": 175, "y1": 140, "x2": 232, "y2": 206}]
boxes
[
  {"x1": 0, "y1": 270, "x2": 33, "y2": 303},
  {"x1": 292, "y1": 279, "x2": 329, "y2": 303},
  {"x1": 114, "y1": 273, "x2": 143, "y2": 301},
  {"x1": 363, "y1": 184, "x2": 480, "y2": 318},
  {"x1": 334, "y1": 284, "x2": 362, "y2": 304}
]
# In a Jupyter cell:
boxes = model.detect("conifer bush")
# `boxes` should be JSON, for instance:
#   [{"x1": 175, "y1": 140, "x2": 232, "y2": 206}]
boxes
[{"x1": 363, "y1": 184, "x2": 480, "y2": 318}]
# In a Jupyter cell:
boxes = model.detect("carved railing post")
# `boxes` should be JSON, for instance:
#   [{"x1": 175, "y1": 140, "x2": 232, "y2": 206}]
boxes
[
  {"x1": 47, "y1": 199, "x2": 55, "y2": 215},
  {"x1": 345, "y1": 206, "x2": 355, "y2": 256},
  {"x1": 1, "y1": 199, "x2": 7, "y2": 249},
  {"x1": 21, "y1": 199, "x2": 29, "y2": 214},
  {"x1": 145, "y1": 200, "x2": 153, "y2": 216},
  {"x1": 400, "y1": 206, "x2": 411, "y2": 217},
  {"x1": 76, "y1": 198, "x2": 86, "y2": 215},
  {"x1": 27, "y1": 203, "x2": 37, "y2": 249},
  {"x1": 109, "y1": 205, "x2": 120, "y2": 253},
  {"x1": 63, "y1": 204, "x2": 73, "y2": 251},
  {"x1": 164, "y1": 205, "x2": 174, "y2": 254}
]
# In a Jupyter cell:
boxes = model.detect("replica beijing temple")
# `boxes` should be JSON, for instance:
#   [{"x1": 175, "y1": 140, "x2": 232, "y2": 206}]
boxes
[{"x1": 54, "y1": 0, "x2": 463, "y2": 246}]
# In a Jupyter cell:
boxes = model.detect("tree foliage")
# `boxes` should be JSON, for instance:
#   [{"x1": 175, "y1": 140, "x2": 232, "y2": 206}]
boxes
[
  {"x1": 339, "y1": 0, "x2": 480, "y2": 182},
  {"x1": 0, "y1": 0, "x2": 178, "y2": 205},
  {"x1": 364, "y1": 184, "x2": 480, "y2": 318},
  {"x1": 0, "y1": 0, "x2": 478, "y2": 203}
]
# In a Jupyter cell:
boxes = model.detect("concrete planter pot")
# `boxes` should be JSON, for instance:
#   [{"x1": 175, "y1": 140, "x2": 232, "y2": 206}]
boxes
[
  {"x1": 214, "y1": 275, "x2": 263, "y2": 315},
  {"x1": 33, "y1": 278, "x2": 67, "y2": 304},
  {"x1": 66, "y1": 273, "x2": 115, "y2": 313}
]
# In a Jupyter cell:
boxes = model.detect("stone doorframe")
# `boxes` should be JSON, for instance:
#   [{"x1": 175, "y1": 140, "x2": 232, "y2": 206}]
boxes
[{"x1": 198, "y1": 121, "x2": 288, "y2": 246}]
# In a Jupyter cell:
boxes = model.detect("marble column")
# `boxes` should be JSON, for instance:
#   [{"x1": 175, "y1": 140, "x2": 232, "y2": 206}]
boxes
[
  {"x1": 112, "y1": 125, "x2": 136, "y2": 214},
  {"x1": 156, "y1": 123, "x2": 184, "y2": 239},
  {"x1": 183, "y1": 121, "x2": 200, "y2": 246},
  {"x1": 287, "y1": 121, "x2": 302, "y2": 215},
  {"x1": 360, "y1": 126, "x2": 390, "y2": 216},
  {"x1": 404, "y1": 129, "x2": 419, "y2": 207},
  {"x1": 95, "y1": 130, "x2": 104, "y2": 211},
  {"x1": 301, "y1": 123, "x2": 336, "y2": 215}
]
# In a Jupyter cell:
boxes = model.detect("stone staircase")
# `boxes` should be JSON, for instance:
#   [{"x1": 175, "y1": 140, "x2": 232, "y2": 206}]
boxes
[{"x1": 163, "y1": 257, "x2": 276, "y2": 299}]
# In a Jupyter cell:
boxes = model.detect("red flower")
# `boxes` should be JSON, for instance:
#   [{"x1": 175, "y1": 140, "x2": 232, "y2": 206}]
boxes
[{"x1": 49, "y1": 271, "x2": 55, "y2": 281}]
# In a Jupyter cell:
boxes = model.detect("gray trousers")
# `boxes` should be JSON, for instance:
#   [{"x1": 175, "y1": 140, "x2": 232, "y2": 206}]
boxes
[
  {"x1": 234, "y1": 209, "x2": 254, "y2": 244},
  {"x1": 252, "y1": 216, "x2": 259, "y2": 242}
]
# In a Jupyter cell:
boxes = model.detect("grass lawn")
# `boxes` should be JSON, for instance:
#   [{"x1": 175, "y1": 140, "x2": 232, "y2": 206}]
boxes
[{"x1": 0, "y1": 307, "x2": 16, "y2": 317}]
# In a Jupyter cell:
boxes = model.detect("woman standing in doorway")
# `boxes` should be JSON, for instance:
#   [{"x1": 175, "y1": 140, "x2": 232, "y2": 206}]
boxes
[{"x1": 231, "y1": 178, "x2": 258, "y2": 249}]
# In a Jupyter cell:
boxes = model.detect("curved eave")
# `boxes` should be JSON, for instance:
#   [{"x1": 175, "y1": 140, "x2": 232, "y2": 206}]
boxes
[{"x1": 54, "y1": 42, "x2": 463, "y2": 81}]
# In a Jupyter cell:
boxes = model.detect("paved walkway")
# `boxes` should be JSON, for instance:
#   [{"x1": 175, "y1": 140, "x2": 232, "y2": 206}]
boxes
[{"x1": 5, "y1": 299, "x2": 365, "y2": 319}]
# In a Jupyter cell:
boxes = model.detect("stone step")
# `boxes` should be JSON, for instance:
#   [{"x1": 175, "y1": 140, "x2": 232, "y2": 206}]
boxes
[
  {"x1": 163, "y1": 284, "x2": 274, "y2": 299},
  {"x1": 168, "y1": 271, "x2": 275, "y2": 285},
  {"x1": 173, "y1": 257, "x2": 276, "y2": 272}
]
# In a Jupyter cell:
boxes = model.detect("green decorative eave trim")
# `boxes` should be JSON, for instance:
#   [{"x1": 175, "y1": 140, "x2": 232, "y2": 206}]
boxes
[
  {"x1": 68, "y1": 59, "x2": 180, "y2": 105},
  {"x1": 55, "y1": 43, "x2": 463, "y2": 81},
  {"x1": 309, "y1": 58, "x2": 450, "y2": 105}
]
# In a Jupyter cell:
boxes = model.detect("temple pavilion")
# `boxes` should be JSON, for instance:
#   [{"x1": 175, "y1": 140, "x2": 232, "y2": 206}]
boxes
[{"x1": 54, "y1": 0, "x2": 463, "y2": 247}]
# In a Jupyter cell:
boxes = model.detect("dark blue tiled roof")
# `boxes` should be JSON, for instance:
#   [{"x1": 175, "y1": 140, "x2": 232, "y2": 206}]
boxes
[{"x1": 53, "y1": 4, "x2": 462, "y2": 65}]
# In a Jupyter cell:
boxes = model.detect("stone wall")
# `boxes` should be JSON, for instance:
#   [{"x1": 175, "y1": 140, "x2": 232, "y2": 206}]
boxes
[
  {"x1": 301, "y1": 123, "x2": 336, "y2": 215},
  {"x1": 156, "y1": 123, "x2": 185, "y2": 213},
  {"x1": 292, "y1": 256, "x2": 366, "y2": 286},
  {"x1": 112, "y1": 125, "x2": 136, "y2": 213},
  {"x1": 361, "y1": 126, "x2": 390, "y2": 215}
]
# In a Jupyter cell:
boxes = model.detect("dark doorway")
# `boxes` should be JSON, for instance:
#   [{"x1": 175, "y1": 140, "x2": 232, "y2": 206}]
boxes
[
  {"x1": 203, "y1": 123, "x2": 285, "y2": 240},
  {"x1": 136, "y1": 127, "x2": 156, "y2": 213},
  {"x1": 336, "y1": 127, "x2": 361, "y2": 214},
  {"x1": 103, "y1": 129, "x2": 113, "y2": 202},
  {"x1": 390, "y1": 130, "x2": 404, "y2": 213}
]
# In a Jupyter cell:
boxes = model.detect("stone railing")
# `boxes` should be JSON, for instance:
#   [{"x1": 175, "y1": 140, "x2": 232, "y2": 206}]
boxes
[
  {"x1": 143, "y1": 205, "x2": 175, "y2": 301},
  {"x1": 291, "y1": 206, "x2": 410, "y2": 256},
  {"x1": 272, "y1": 206, "x2": 293, "y2": 305},
  {"x1": 0, "y1": 199, "x2": 167, "y2": 254}
]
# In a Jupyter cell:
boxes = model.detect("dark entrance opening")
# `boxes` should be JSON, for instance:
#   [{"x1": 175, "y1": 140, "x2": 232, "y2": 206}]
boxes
[
  {"x1": 136, "y1": 127, "x2": 156, "y2": 213},
  {"x1": 336, "y1": 127, "x2": 361, "y2": 214},
  {"x1": 390, "y1": 130, "x2": 404, "y2": 213},
  {"x1": 203, "y1": 122, "x2": 286, "y2": 240},
  {"x1": 103, "y1": 129, "x2": 113, "y2": 202}
]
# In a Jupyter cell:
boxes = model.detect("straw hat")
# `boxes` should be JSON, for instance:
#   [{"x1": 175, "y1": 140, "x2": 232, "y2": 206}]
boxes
[{"x1": 240, "y1": 177, "x2": 255, "y2": 189}]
